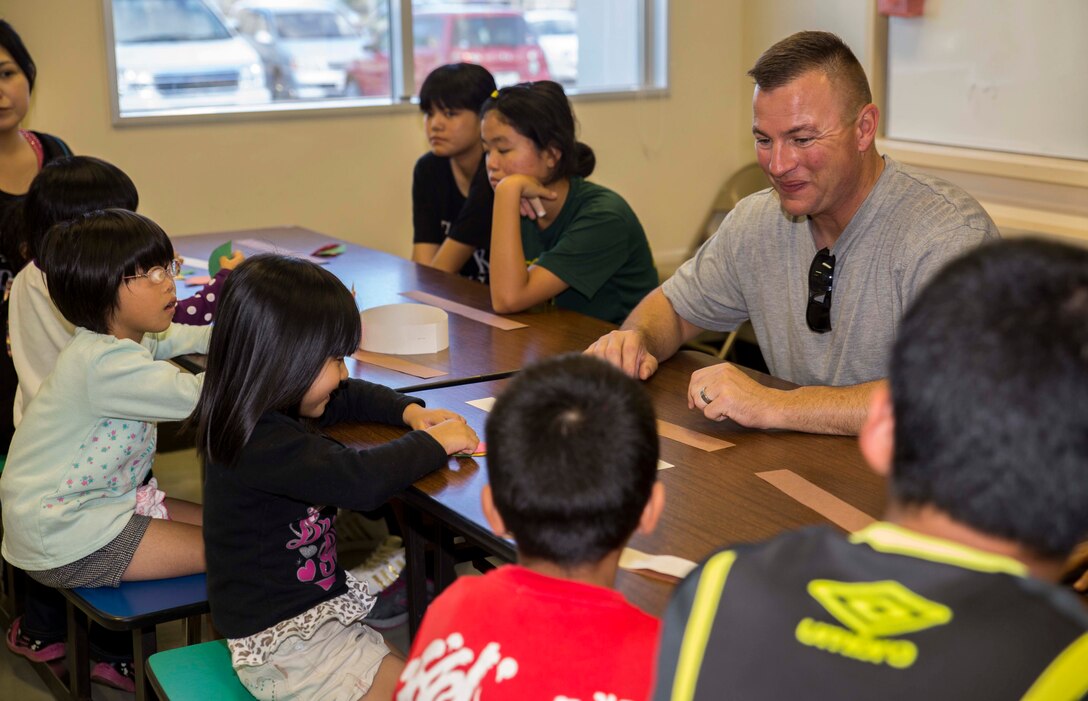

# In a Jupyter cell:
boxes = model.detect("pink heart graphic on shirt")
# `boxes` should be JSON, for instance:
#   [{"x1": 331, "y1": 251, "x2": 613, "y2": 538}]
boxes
[
  {"x1": 296, "y1": 560, "x2": 316, "y2": 582},
  {"x1": 315, "y1": 575, "x2": 336, "y2": 591}
]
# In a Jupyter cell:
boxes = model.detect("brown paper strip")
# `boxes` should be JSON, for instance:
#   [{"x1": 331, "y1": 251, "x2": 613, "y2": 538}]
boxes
[
  {"x1": 352, "y1": 349, "x2": 447, "y2": 379},
  {"x1": 400, "y1": 290, "x2": 528, "y2": 330},
  {"x1": 756, "y1": 469, "x2": 876, "y2": 533},
  {"x1": 656, "y1": 420, "x2": 734, "y2": 452}
]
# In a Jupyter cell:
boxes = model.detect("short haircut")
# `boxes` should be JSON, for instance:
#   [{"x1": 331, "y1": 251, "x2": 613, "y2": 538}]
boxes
[
  {"x1": 486, "y1": 354, "x2": 659, "y2": 567},
  {"x1": 190, "y1": 254, "x2": 361, "y2": 467},
  {"x1": 0, "y1": 20, "x2": 36, "y2": 92},
  {"x1": 480, "y1": 80, "x2": 595, "y2": 180},
  {"x1": 22, "y1": 156, "x2": 139, "y2": 263},
  {"x1": 419, "y1": 63, "x2": 496, "y2": 113},
  {"x1": 42, "y1": 209, "x2": 173, "y2": 335},
  {"x1": 890, "y1": 238, "x2": 1088, "y2": 557},
  {"x1": 747, "y1": 30, "x2": 872, "y2": 121}
]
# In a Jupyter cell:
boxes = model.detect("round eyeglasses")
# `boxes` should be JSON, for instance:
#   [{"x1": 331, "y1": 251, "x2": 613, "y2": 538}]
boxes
[{"x1": 123, "y1": 259, "x2": 182, "y2": 285}]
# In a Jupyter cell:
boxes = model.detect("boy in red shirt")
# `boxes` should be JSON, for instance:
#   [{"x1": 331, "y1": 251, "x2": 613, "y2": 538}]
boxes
[{"x1": 397, "y1": 354, "x2": 666, "y2": 700}]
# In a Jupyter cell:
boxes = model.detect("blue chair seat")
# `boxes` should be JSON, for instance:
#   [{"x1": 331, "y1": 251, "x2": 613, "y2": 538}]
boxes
[{"x1": 61, "y1": 574, "x2": 209, "y2": 701}]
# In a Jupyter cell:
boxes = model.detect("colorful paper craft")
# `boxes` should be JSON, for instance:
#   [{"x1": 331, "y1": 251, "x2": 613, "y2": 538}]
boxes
[
  {"x1": 657, "y1": 460, "x2": 674, "y2": 470},
  {"x1": 236, "y1": 238, "x2": 326, "y2": 264},
  {"x1": 208, "y1": 241, "x2": 232, "y2": 276},
  {"x1": 453, "y1": 441, "x2": 487, "y2": 458},
  {"x1": 312, "y1": 242, "x2": 346, "y2": 257}
]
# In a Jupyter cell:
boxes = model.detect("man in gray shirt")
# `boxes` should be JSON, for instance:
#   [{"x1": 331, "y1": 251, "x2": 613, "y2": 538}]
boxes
[{"x1": 587, "y1": 31, "x2": 999, "y2": 435}]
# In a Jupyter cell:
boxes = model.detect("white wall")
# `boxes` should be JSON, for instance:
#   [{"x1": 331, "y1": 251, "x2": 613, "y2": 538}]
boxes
[{"x1": 7, "y1": 1, "x2": 746, "y2": 271}]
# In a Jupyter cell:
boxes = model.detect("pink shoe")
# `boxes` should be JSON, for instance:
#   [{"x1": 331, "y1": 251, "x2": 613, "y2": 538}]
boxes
[
  {"x1": 5, "y1": 616, "x2": 66, "y2": 663},
  {"x1": 91, "y1": 660, "x2": 136, "y2": 692}
]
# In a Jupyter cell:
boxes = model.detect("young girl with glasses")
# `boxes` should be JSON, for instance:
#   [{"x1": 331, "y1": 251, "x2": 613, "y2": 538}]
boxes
[
  {"x1": 0, "y1": 209, "x2": 209, "y2": 687},
  {"x1": 190, "y1": 254, "x2": 478, "y2": 701},
  {"x1": 481, "y1": 80, "x2": 658, "y2": 325}
]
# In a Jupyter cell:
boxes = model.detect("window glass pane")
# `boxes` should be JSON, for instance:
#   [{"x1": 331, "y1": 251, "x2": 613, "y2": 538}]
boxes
[
  {"x1": 410, "y1": 1, "x2": 644, "y2": 93},
  {"x1": 106, "y1": 0, "x2": 662, "y2": 120},
  {"x1": 410, "y1": 2, "x2": 549, "y2": 91}
]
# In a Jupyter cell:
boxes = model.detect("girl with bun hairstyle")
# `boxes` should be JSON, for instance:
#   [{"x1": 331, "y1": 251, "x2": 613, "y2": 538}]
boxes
[{"x1": 481, "y1": 81, "x2": 657, "y2": 324}]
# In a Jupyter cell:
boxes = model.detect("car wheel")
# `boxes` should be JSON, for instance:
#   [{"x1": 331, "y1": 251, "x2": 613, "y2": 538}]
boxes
[{"x1": 272, "y1": 69, "x2": 289, "y2": 100}]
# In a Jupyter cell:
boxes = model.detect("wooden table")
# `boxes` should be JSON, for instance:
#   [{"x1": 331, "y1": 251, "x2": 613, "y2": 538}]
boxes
[
  {"x1": 173, "y1": 227, "x2": 615, "y2": 391},
  {"x1": 325, "y1": 350, "x2": 886, "y2": 632}
]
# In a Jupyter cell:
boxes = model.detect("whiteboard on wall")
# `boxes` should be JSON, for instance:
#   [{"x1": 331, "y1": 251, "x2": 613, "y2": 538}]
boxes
[{"x1": 885, "y1": 0, "x2": 1088, "y2": 162}]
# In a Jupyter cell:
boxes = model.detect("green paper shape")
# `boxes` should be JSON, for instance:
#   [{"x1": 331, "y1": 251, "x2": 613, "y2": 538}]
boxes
[{"x1": 208, "y1": 241, "x2": 232, "y2": 276}]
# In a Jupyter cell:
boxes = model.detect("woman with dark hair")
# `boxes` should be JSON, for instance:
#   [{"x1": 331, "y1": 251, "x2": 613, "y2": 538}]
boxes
[
  {"x1": 0, "y1": 20, "x2": 72, "y2": 452},
  {"x1": 411, "y1": 63, "x2": 496, "y2": 283},
  {"x1": 0, "y1": 20, "x2": 72, "y2": 269},
  {"x1": 481, "y1": 80, "x2": 657, "y2": 324},
  {"x1": 192, "y1": 255, "x2": 477, "y2": 700}
]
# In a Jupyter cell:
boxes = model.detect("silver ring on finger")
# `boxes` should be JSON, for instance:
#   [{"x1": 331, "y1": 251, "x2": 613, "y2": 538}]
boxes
[{"x1": 699, "y1": 386, "x2": 712, "y2": 405}]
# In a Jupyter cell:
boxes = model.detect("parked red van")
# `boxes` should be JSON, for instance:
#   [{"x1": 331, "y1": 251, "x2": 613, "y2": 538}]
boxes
[{"x1": 346, "y1": 6, "x2": 551, "y2": 97}]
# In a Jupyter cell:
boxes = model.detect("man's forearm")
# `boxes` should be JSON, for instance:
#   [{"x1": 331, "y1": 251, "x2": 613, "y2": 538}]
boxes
[
  {"x1": 620, "y1": 288, "x2": 701, "y2": 363},
  {"x1": 768, "y1": 380, "x2": 884, "y2": 435}
]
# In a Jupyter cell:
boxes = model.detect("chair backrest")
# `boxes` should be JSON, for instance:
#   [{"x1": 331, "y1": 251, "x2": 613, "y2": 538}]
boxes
[{"x1": 695, "y1": 162, "x2": 771, "y2": 251}]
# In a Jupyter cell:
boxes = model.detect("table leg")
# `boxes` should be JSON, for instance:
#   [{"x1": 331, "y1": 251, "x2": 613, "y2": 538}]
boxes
[
  {"x1": 403, "y1": 504, "x2": 428, "y2": 640},
  {"x1": 435, "y1": 524, "x2": 457, "y2": 594},
  {"x1": 66, "y1": 604, "x2": 91, "y2": 701},
  {"x1": 132, "y1": 627, "x2": 157, "y2": 701}
]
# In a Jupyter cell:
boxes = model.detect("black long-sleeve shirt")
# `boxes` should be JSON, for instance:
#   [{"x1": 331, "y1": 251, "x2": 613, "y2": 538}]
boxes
[{"x1": 203, "y1": 379, "x2": 446, "y2": 638}]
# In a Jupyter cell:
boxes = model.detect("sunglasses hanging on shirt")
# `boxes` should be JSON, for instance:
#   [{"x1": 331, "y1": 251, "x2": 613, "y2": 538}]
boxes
[{"x1": 806, "y1": 248, "x2": 835, "y2": 333}]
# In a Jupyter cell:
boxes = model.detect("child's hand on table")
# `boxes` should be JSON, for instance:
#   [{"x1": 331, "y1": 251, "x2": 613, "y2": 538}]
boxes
[
  {"x1": 403, "y1": 405, "x2": 466, "y2": 430},
  {"x1": 423, "y1": 419, "x2": 479, "y2": 456}
]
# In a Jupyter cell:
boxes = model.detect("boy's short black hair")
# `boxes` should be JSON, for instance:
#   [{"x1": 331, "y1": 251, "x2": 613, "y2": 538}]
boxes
[
  {"x1": 419, "y1": 63, "x2": 496, "y2": 113},
  {"x1": 0, "y1": 20, "x2": 36, "y2": 92},
  {"x1": 22, "y1": 155, "x2": 139, "y2": 263},
  {"x1": 890, "y1": 238, "x2": 1088, "y2": 557},
  {"x1": 486, "y1": 354, "x2": 659, "y2": 567},
  {"x1": 42, "y1": 209, "x2": 173, "y2": 335}
]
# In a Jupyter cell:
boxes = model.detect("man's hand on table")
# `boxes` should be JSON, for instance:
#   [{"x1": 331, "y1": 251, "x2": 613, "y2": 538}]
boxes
[
  {"x1": 584, "y1": 329, "x2": 659, "y2": 380},
  {"x1": 689, "y1": 362, "x2": 780, "y2": 429}
]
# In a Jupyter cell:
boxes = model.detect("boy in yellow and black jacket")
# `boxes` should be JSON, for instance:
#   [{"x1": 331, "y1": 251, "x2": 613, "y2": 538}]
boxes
[{"x1": 654, "y1": 239, "x2": 1088, "y2": 701}]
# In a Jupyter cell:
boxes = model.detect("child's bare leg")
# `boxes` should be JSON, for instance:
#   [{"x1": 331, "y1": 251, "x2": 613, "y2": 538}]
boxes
[
  {"x1": 359, "y1": 653, "x2": 405, "y2": 701},
  {"x1": 122, "y1": 519, "x2": 204, "y2": 580},
  {"x1": 164, "y1": 497, "x2": 203, "y2": 526}
]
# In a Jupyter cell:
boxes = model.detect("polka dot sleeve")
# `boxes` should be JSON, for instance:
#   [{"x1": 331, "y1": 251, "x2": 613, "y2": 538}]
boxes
[{"x1": 174, "y1": 268, "x2": 231, "y2": 326}]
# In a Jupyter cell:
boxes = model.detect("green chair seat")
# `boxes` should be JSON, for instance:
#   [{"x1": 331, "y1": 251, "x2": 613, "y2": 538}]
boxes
[{"x1": 146, "y1": 640, "x2": 254, "y2": 700}]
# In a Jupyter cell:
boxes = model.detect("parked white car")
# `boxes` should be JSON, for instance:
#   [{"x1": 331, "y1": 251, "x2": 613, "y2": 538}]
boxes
[
  {"x1": 526, "y1": 9, "x2": 577, "y2": 86},
  {"x1": 112, "y1": 0, "x2": 271, "y2": 114},
  {"x1": 229, "y1": 0, "x2": 367, "y2": 100}
]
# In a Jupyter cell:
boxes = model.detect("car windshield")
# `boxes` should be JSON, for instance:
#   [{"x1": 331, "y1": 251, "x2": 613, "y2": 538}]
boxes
[
  {"x1": 113, "y1": 0, "x2": 232, "y2": 43},
  {"x1": 275, "y1": 11, "x2": 357, "y2": 39},
  {"x1": 451, "y1": 16, "x2": 526, "y2": 48}
]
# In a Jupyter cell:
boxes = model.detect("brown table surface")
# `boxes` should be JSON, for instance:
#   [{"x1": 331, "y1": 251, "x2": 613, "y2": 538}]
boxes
[
  {"x1": 173, "y1": 227, "x2": 615, "y2": 391},
  {"x1": 326, "y1": 350, "x2": 886, "y2": 618}
]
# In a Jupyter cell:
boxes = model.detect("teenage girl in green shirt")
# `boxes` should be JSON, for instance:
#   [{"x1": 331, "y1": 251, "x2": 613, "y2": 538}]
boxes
[{"x1": 481, "y1": 81, "x2": 657, "y2": 325}]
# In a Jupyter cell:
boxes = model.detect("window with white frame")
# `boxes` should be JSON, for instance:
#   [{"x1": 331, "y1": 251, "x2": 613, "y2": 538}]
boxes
[{"x1": 105, "y1": 0, "x2": 669, "y2": 121}]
